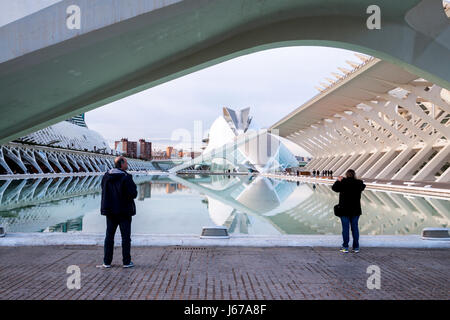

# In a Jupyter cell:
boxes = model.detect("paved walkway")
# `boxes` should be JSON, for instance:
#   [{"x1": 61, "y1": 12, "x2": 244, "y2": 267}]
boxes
[{"x1": 0, "y1": 246, "x2": 448, "y2": 300}]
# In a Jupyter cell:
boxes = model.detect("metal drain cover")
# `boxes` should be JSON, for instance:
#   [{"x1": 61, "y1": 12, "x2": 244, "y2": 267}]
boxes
[
  {"x1": 422, "y1": 228, "x2": 450, "y2": 240},
  {"x1": 200, "y1": 226, "x2": 230, "y2": 239}
]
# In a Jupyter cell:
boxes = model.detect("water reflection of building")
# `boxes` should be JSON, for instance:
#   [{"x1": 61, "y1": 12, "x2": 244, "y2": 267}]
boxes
[
  {"x1": 2, "y1": 174, "x2": 449, "y2": 236},
  {"x1": 174, "y1": 175, "x2": 450, "y2": 235},
  {"x1": 165, "y1": 183, "x2": 187, "y2": 194},
  {"x1": 266, "y1": 184, "x2": 450, "y2": 235},
  {"x1": 47, "y1": 216, "x2": 83, "y2": 232},
  {"x1": 172, "y1": 174, "x2": 310, "y2": 234},
  {"x1": 0, "y1": 175, "x2": 166, "y2": 232},
  {"x1": 138, "y1": 182, "x2": 152, "y2": 201}
]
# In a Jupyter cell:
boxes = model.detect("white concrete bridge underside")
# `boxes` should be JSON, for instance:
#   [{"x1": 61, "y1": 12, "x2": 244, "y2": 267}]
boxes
[
  {"x1": 272, "y1": 59, "x2": 450, "y2": 183},
  {"x1": 0, "y1": 0, "x2": 449, "y2": 145}
]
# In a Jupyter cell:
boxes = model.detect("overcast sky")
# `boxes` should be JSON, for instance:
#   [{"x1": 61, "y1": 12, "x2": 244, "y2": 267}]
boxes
[
  {"x1": 85, "y1": 46, "x2": 363, "y2": 156},
  {"x1": 1, "y1": 0, "x2": 372, "y2": 156}
]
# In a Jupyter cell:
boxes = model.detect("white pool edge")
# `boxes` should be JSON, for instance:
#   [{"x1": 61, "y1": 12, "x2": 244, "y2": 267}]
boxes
[{"x1": 1, "y1": 233, "x2": 449, "y2": 248}]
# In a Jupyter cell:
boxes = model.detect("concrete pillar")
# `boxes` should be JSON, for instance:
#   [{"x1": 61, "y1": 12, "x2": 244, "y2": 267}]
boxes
[
  {"x1": 375, "y1": 148, "x2": 415, "y2": 180},
  {"x1": 412, "y1": 144, "x2": 450, "y2": 181},
  {"x1": 334, "y1": 153, "x2": 360, "y2": 175},
  {"x1": 362, "y1": 148, "x2": 399, "y2": 179}
]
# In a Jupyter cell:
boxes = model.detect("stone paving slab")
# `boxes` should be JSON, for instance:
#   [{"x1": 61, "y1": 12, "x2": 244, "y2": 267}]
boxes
[{"x1": 0, "y1": 246, "x2": 449, "y2": 300}]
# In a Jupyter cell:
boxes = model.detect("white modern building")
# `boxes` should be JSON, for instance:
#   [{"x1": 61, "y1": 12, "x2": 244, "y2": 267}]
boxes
[
  {"x1": 17, "y1": 115, "x2": 113, "y2": 154},
  {"x1": 271, "y1": 57, "x2": 450, "y2": 183},
  {"x1": 170, "y1": 107, "x2": 300, "y2": 173},
  {"x1": 0, "y1": 114, "x2": 155, "y2": 174}
]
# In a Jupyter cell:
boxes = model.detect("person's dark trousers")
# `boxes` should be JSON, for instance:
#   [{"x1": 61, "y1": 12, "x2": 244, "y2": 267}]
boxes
[
  {"x1": 340, "y1": 215, "x2": 360, "y2": 249},
  {"x1": 104, "y1": 215, "x2": 132, "y2": 265}
]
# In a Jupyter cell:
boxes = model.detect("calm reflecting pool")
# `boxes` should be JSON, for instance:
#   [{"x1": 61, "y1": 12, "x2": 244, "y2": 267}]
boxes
[{"x1": 0, "y1": 174, "x2": 449, "y2": 235}]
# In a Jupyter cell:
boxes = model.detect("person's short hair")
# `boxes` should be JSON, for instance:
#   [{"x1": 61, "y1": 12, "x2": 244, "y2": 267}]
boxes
[
  {"x1": 114, "y1": 156, "x2": 126, "y2": 169},
  {"x1": 345, "y1": 169, "x2": 356, "y2": 179}
]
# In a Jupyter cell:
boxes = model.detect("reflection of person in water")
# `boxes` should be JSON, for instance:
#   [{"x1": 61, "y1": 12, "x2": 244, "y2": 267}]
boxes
[{"x1": 313, "y1": 184, "x2": 316, "y2": 190}]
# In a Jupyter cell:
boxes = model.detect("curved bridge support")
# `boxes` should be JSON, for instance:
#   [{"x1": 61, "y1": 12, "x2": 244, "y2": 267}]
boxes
[{"x1": 0, "y1": 0, "x2": 448, "y2": 144}]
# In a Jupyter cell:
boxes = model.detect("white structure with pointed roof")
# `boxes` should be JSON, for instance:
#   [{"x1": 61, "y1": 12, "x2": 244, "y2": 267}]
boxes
[{"x1": 170, "y1": 108, "x2": 299, "y2": 173}]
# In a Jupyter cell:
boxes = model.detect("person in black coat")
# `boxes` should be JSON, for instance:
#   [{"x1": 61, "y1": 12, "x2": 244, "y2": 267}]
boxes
[
  {"x1": 100, "y1": 156, "x2": 137, "y2": 268},
  {"x1": 331, "y1": 169, "x2": 366, "y2": 253}
]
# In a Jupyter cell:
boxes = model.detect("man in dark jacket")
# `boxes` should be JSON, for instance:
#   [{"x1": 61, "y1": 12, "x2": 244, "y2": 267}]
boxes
[
  {"x1": 100, "y1": 156, "x2": 137, "y2": 268},
  {"x1": 331, "y1": 169, "x2": 366, "y2": 253}
]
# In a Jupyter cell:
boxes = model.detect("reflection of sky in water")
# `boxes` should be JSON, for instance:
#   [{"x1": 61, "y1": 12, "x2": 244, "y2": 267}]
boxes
[{"x1": 0, "y1": 175, "x2": 448, "y2": 235}]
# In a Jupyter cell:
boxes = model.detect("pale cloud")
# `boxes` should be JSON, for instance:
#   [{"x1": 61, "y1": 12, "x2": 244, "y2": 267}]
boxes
[{"x1": 0, "y1": 0, "x2": 61, "y2": 27}]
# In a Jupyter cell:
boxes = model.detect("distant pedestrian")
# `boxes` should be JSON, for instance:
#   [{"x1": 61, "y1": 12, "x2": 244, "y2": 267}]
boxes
[
  {"x1": 100, "y1": 156, "x2": 137, "y2": 268},
  {"x1": 331, "y1": 169, "x2": 366, "y2": 253},
  {"x1": 329, "y1": 170, "x2": 333, "y2": 178},
  {"x1": 313, "y1": 169, "x2": 316, "y2": 177}
]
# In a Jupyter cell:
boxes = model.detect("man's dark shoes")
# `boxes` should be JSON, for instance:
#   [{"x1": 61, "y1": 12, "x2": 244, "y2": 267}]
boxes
[{"x1": 123, "y1": 261, "x2": 134, "y2": 268}]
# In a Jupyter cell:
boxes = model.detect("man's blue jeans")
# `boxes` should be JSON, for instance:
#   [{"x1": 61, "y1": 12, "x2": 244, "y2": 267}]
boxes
[{"x1": 340, "y1": 216, "x2": 360, "y2": 249}]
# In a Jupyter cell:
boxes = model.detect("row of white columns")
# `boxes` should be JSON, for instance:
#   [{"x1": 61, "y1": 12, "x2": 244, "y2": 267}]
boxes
[
  {"x1": 289, "y1": 82, "x2": 450, "y2": 183},
  {"x1": 0, "y1": 144, "x2": 155, "y2": 175}
]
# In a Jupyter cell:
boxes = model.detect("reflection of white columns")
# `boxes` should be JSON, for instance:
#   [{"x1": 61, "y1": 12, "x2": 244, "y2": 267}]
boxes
[{"x1": 428, "y1": 198, "x2": 450, "y2": 220}]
